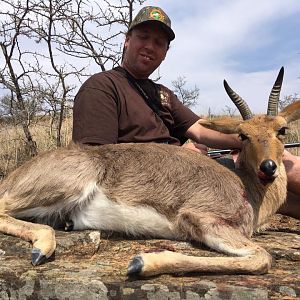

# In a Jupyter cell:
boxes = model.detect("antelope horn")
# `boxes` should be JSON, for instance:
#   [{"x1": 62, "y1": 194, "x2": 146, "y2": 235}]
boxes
[
  {"x1": 267, "y1": 67, "x2": 284, "y2": 116},
  {"x1": 223, "y1": 80, "x2": 253, "y2": 120}
]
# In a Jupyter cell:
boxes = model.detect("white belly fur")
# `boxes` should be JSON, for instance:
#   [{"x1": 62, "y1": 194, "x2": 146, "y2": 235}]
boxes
[
  {"x1": 12, "y1": 182, "x2": 175, "y2": 239},
  {"x1": 73, "y1": 187, "x2": 175, "y2": 239}
]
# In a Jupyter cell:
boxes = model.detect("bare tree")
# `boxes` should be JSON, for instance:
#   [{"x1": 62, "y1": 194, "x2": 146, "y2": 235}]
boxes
[
  {"x1": 279, "y1": 93, "x2": 299, "y2": 110},
  {"x1": 27, "y1": 0, "x2": 83, "y2": 146},
  {"x1": 222, "y1": 105, "x2": 237, "y2": 117},
  {"x1": 0, "y1": 0, "x2": 38, "y2": 156},
  {"x1": 0, "y1": 92, "x2": 41, "y2": 122},
  {"x1": 172, "y1": 76, "x2": 200, "y2": 108},
  {"x1": 55, "y1": 0, "x2": 146, "y2": 72}
]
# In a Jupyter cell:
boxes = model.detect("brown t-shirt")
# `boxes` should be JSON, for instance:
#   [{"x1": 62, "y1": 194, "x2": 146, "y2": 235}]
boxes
[{"x1": 72, "y1": 68, "x2": 199, "y2": 145}]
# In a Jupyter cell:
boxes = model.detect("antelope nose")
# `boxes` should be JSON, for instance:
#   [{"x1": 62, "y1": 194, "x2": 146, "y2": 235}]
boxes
[{"x1": 260, "y1": 159, "x2": 277, "y2": 177}]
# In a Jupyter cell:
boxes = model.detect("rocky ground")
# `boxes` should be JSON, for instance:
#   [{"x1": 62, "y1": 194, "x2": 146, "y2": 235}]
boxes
[{"x1": 0, "y1": 215, "x2": 299, "y2": 300}]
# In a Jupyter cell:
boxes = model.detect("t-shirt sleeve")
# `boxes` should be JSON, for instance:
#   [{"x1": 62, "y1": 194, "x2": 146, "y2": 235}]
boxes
[
  {"x1": 164, "y1": 87, "x2": 200, "y2": 139},
  {"x1": 72, "y1": 74, "x2": 119, "y2": 145}
]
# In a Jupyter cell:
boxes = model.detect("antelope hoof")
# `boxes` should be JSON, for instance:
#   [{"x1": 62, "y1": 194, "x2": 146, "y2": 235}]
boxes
[
  {"x1": 127, "y1": 256, "x2": 144, "y2": 276},
  {"x1": 31, "y1": 248, "x2": 47, "y2": 266},
  {"x1": 64, "y1": 219, "x2": 74, "y2": 231}
]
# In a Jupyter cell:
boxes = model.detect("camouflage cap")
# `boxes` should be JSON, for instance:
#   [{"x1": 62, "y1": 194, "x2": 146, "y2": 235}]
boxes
[{"x1": 128, "y1": 6, "x2": 175, "y2": 41}]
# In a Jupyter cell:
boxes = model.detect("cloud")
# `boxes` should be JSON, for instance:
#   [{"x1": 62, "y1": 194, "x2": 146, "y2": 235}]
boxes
[
  {"x1": 154, "y1": 0, "x2": 300, "y2": 115},
  {"x1": 1, "y1": 0, "x2": 299, "y2": 117}
]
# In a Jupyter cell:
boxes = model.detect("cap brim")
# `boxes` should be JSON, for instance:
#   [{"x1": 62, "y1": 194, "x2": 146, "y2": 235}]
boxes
[{"x1": 160, "y1": 23, "x2": 175, "y2": 41}]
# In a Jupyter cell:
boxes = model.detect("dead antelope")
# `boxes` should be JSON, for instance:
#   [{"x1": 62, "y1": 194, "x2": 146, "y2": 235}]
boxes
[{"x1": 0, "y1": 67, "x2": 300, "y2": 277}]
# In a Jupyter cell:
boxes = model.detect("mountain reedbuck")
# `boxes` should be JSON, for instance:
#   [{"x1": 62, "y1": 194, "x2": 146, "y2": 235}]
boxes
[{"x1": 0, "y1": 67, "x2": 300, "y2": 277}]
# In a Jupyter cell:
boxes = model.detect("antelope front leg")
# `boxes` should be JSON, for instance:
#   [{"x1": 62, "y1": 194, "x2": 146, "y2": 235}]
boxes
[
  {"x1": 127, "y1": 212, "x2": 272, "y2": 277},
  {"x1": 127, "y1": 246, "x2": 272, "y2": 277},
  {"x1": 0, "y1": 214, "x2": 56, "y2": 265}
]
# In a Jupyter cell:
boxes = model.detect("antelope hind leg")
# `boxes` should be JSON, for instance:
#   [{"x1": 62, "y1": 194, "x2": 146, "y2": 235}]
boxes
[{"x1": 0, "y1": 213, "x2": 56, "y2": 265}]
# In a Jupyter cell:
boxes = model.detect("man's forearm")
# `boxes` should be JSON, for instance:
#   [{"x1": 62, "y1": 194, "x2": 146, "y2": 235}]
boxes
[{"x1": 186, "y1": 121, "x2": 241, "y2": 150}]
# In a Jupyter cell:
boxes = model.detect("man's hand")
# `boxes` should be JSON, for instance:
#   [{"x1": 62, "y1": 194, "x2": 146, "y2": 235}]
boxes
[{"x1": 182, "y1": 142, "x2": 208, "y2": 155}]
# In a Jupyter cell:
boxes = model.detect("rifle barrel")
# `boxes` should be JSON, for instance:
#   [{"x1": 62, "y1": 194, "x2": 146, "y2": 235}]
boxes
[
  {"x1": 284, "y1": 142, "x2": 300, "y2": 148},
  {"x1": 207, "y1": 142, "x2": 300, "y2": 157}
]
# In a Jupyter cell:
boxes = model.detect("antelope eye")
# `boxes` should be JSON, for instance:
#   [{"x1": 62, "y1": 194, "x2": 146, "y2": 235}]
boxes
[
  {"x1": 278, "y1": 127, "x2": 287, "y2": 136},
  {"x1": 239, "y1": 133, "x2": 248, "y2": 141}
]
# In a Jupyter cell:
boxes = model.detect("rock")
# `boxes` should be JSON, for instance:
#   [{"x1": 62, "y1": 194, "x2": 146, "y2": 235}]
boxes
[{"x1": 0, "y1": 215, "x2": 299, "y2": 300}]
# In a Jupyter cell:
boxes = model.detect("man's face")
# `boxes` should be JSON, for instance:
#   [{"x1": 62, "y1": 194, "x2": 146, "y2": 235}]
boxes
[{"x1": 122, "y1": 22, "x2": 169, "y2": 79}]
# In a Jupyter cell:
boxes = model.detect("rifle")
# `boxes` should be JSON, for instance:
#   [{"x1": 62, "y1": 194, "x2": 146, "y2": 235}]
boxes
[{"x1": 207, "y1": 142, "x2": 300, "y2": 157}]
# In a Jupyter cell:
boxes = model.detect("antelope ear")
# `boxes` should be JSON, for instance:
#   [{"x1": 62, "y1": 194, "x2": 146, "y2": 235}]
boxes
[
  {"x1": 279, "y1": 100, "x2": 300, "y2": 123},
  {"x1": 198, "y1": 117, "x2": 242, "y2": 134}
]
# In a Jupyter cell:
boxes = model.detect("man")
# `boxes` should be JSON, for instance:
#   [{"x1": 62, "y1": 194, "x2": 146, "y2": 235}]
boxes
[
  {"x1": 72, "y1": 6, "x2": 300, "y2": 218},
  {"x1": 73, "y1": 6, "x2": 239, "y2": 151}
]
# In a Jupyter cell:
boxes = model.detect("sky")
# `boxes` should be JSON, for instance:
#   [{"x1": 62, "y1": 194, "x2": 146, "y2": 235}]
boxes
[
  {"x1": 1, "y1": 0, "x2": 300, "y2": 117},
  {"x1": 145, "y1": 0, "x2": 300, "y2": 115}
]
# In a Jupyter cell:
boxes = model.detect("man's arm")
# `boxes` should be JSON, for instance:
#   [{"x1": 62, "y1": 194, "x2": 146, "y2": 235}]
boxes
[
  {"x1": 283, "y1": 150, "x2": 300, "y2": 194},
  {"x1": 72, "y1": 74, "x2": 119, "y2": 145},
  {"x1": 277, "y1": 150, "x2": 300, "y2": 219},
  {"x1": 185, "y1": 120, "x2": 242, "y2": 150}
]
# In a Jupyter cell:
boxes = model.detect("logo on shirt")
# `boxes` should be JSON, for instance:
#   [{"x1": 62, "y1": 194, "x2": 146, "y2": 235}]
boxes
[{"x1": 159, "y1": 89, "x2": 171, "y2": 108}]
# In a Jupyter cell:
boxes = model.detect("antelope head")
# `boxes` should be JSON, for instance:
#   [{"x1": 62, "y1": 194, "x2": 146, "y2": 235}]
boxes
[{"x1": 199, "y1": 67, "x2": 300, "y2": 183}]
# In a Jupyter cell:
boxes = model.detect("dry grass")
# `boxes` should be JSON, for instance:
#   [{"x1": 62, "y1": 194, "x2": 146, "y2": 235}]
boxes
[
  {"x1": 0, "y1": 117, "x2": 72, "y2": 177},
  {"x1": 0, "y1": 116, "x2": 299, "y2": 177}
]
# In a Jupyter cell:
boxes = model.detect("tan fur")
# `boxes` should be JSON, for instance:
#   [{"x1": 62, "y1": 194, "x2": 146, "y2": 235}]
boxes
[{"x1": 0, "y1": 100, "x2": 300, "y2": 276}]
